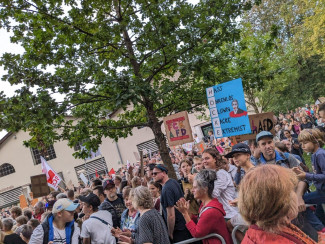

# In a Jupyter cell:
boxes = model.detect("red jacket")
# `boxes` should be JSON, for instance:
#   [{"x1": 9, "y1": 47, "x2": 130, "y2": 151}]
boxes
[
  {"x1": 242, "y1": 224, "x2": 316, "y2": 244},
  {"x1": 186, "y1": 198, "x2": 233, "y2": 244}
]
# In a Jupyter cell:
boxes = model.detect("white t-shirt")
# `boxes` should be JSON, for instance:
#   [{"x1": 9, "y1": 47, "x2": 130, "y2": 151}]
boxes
[
  {"x1": 80, "y1": 210, "x2": 116, "y2": 244},
  {"x1": 30, "y1": 222, "x2": 80, "y2": 244}
]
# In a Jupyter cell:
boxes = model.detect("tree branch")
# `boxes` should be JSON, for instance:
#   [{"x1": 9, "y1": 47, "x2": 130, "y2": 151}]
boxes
[
  {"x1": 22, "y1": 1, "x2": 94, "y2": 37},
  {"x1": 59, "y1": 122, "x2": 148, "y2": 130}
]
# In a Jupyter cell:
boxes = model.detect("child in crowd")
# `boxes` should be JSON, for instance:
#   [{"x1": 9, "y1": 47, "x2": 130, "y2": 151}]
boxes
[{"x1": 293, "y1": 129, "x2": 325, "y2": 232}]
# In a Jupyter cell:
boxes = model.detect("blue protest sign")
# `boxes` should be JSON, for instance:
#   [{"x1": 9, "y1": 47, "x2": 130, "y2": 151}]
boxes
[{"x1": 206, "y1": 78, "x2": 251, "y2": 138}]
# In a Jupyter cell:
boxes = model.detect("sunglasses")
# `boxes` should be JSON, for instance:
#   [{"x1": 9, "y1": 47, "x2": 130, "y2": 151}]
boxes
[{"x1": 152, "y1": 171, "x2": 162, "y2": 176}]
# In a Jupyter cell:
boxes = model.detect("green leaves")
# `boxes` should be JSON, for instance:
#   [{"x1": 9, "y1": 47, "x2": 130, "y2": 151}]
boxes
[{"x1": 0, "y1": 0, "x2": 247, "y2": 161}]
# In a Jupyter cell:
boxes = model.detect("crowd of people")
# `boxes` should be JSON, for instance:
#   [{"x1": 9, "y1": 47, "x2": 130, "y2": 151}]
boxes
[{"x1": 0, "y1": 102, "x2": 324, "y2": 244}]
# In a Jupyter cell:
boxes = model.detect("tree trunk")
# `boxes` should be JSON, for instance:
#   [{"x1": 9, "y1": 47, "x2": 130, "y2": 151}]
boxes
[{"x1": 146, "y1": 101, "x2": 177, "y2": 179}]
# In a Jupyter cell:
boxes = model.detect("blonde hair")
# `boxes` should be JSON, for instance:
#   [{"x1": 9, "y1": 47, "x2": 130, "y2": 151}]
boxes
[
  {"x1": 131, "y1": 176, "x2": 142, "y2": 188},
  {"x1": 298, "y1": 129, "x2": 325, "y2": 147},
  {"x1": 130, "y1": 186, "x2": 153, "y2": 210},
  {"x1": 238, "y1": 165, "x2": 298, "y2": 233}
]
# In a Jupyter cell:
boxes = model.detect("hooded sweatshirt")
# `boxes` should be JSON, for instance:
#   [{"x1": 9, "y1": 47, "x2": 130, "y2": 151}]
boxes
[
  {"x1": 242, "y1": 224, "x2": 316, "y2": 244},
  {"x1": 186, "y1": 198, "x2": 232, "y2": 244}
]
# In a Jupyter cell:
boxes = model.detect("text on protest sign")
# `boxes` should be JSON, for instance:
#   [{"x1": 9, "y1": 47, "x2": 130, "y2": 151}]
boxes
[
  {"x1": 163, "y1": 111, "x2": 193, "y2": 146},
  {"x1": 206, "y1": 78, "x2": 251, "y2": 138},
  {"x1": 234, "y1": 112, "x2": 275, "y2": 141}
]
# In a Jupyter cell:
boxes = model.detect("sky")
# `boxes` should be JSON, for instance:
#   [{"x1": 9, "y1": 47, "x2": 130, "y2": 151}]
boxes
[{"x1": 0, "y1": 28, "x2": 25, "y2": 140}]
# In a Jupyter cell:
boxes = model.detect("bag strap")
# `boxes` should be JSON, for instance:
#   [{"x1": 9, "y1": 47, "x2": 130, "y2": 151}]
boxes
[
  {"x1": 90, "y1": 216, "x2": 111, "y2": 227},
  {"x1": 198, "y1": 206, "x2": 216, "y2": 219}
]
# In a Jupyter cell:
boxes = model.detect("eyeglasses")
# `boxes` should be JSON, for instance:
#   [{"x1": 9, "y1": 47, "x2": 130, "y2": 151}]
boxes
[{"x1": 152, "y1": 171, "x2": 162, "y2": 176}]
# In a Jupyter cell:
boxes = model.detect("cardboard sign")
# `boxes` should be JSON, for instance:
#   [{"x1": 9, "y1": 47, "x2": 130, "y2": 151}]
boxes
[
  {"x1": 163, "y1": 111, "x2": 193, "y2": 146},
  {"x1": 79, "y1": 173, "x2": 89, "y2": 186},
  {"x1": 30, "y1": 174, "x2": 50, "y2": 198},
  {"x1": 194, "y1": 141, "x2": 207, "y2": 153},
  {"x1": 234, "y1": 112, "x2": 275, "y2": 141},
  {"x1": 182, "y1": 142, "x2": 194, "y2": 152},
  {"x1": 206, "y1": 78, "x2": 251, "y2": 138}
]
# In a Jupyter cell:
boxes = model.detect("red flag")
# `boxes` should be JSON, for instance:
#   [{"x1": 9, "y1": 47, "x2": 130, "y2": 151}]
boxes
[
  {"x1": 108, "y1": 168, "x2": 115, "y2": 176},
  {"x1": 95, "y1": 169, "x2": 99, "y2": 178}
]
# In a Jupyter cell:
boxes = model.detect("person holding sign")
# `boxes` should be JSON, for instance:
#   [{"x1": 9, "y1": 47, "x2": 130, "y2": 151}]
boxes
[{"x1": 229, "y1": 99, "x2": 247, "y2": 118}]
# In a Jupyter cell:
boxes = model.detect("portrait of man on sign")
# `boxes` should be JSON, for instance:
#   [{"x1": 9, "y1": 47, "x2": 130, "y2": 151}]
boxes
[{"x1": 229, "y1": 99, "x2": 247, "y2": 118}]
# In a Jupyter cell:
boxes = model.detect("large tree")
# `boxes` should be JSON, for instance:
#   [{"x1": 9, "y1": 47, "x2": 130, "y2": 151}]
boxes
[{"x1": 0, "y1": 0, "x2": 251, "y2": 178}]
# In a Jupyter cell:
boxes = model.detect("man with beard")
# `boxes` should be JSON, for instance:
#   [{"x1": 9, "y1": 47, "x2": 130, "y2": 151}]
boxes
[{"x1": 100, "y1": 180, "x2": 125, "y2": 228}]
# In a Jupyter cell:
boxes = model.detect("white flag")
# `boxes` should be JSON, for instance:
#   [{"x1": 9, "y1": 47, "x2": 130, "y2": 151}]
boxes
[{"x1": 41, "y1": 156, "x2": 62, "y2": 190}]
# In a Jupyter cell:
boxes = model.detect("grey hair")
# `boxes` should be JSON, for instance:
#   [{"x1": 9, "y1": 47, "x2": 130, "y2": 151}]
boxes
[
  {"x1": 35, "y1": 201, "x2": 45, "y2": 209},
  {"x1": 130, "y1": 186, "x2": 153, "y2": 210},
  {"x1": 2, "y1": 218, "x2": 13, "y2": 231},
  {"x1": 21, "y1": 224, "x2": 33, "y2": 240},
  {"x1": 194, "y1": 169, "x2": 217, "y2": 198},
  {"x1": 232, "y1": 99, "x2": 239, "y2": 105}
]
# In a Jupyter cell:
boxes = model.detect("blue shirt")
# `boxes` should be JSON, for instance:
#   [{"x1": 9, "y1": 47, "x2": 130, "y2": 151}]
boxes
[
  {"x1": 305, "y1": 148, "x2": 325, "y2": 191},
  {"x1": 258, "y1": 150, "x2": 299, "y2": 168}
]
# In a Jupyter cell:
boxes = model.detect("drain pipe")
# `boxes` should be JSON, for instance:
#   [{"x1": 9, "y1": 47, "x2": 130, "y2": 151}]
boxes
[{"x1": 115, "y1": 141, "x2": 124, "y2": 165}]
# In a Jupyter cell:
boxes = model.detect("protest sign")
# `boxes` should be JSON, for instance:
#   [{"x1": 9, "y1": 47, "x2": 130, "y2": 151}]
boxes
[
  {"x1": 182, "y1": 142, "x2": 194, "y2": 152},
  {"x1": 79, "y1": 173, "x2": 89, "y2": 186},
  {"x1": 206, "y1": 78, "x2": 251, "y2": 138},
  {"x1": 30, "y1": 174, "x2": 50, "y2": 198},
  {"x1": 163, "y1": 111, "x2": 193, "y2": 146},
  {"x1": 194, "y1": 141, "x2": 206, "y2": 153},
  {"x1": 234, "y1": 112, "x2": 275, "y2": 141}
]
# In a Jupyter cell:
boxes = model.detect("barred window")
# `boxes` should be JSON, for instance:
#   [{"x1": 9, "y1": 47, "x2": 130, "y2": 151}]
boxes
[
  {"x1": 0, "y1": 163, "x2": 15, "y2": 177},
  {"x1": 31, "y1": 145, "x2": 57, "y2": 165},
  {"x1": 74, "y1": 139, "x2": 89, "y2": 151}
]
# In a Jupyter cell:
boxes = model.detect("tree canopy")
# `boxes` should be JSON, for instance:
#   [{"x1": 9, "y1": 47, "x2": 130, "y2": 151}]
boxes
[{"x1": 0, "y1": 0, "x2": 253, "y2": 177}]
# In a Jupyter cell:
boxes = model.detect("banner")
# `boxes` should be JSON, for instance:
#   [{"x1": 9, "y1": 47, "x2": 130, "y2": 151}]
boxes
[
  {"x1": 206, "y1": 78, "x2": 251, "y2": 138},
  {"x1": 163, "y1": 111, "x2": 193, "y2": 146},
  {"x1": 80, "y1": 145, "x2": 101, "y2": 161},
  {"x1": 234, "y1": 112, "x2": 275, "y2": 141},
  {"x1": 41, "y1": 156, "x2": 62, "y2": 190}
]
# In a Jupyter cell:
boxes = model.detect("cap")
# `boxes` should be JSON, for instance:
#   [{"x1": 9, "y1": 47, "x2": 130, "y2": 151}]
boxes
[
  {"x1": 102, "y1": 179, "x2": 115, "y2": 189},
  {"x1": 52, "y1": 198, "x2": 79, "y2": 214},
  {"x1": 224, "y1": 143, "x2": 251, "y2": 158},
  {"x1": 78, "y1": 193, "x2": 101, "y2": 208},
  {"x1": 154, "y1": 164, "x2": 168, "y2": 174},
  {"x1": 256, "y1": 131, "x2": 274, "y2": 142}
]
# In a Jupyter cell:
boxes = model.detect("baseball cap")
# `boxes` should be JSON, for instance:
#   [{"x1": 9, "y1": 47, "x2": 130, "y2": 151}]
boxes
[
  {"x1": 224, "y1": 143, "x2": 251, "y2": 158},
  {"x1": 102, "y1": 179, "x2": 115, "y2": 189},
  {"x1": 256, "y1": 131, "x2": 274, "y2": 142},
  {"x1": 78, "y1": 193, "x2": 101, "y2": 208},
  {"x1": 154, "y1": 164, "x2": 168, "y2": 174},
  {"x1": 52, "y1": 198, "x2": 79, "y2": 214}
]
